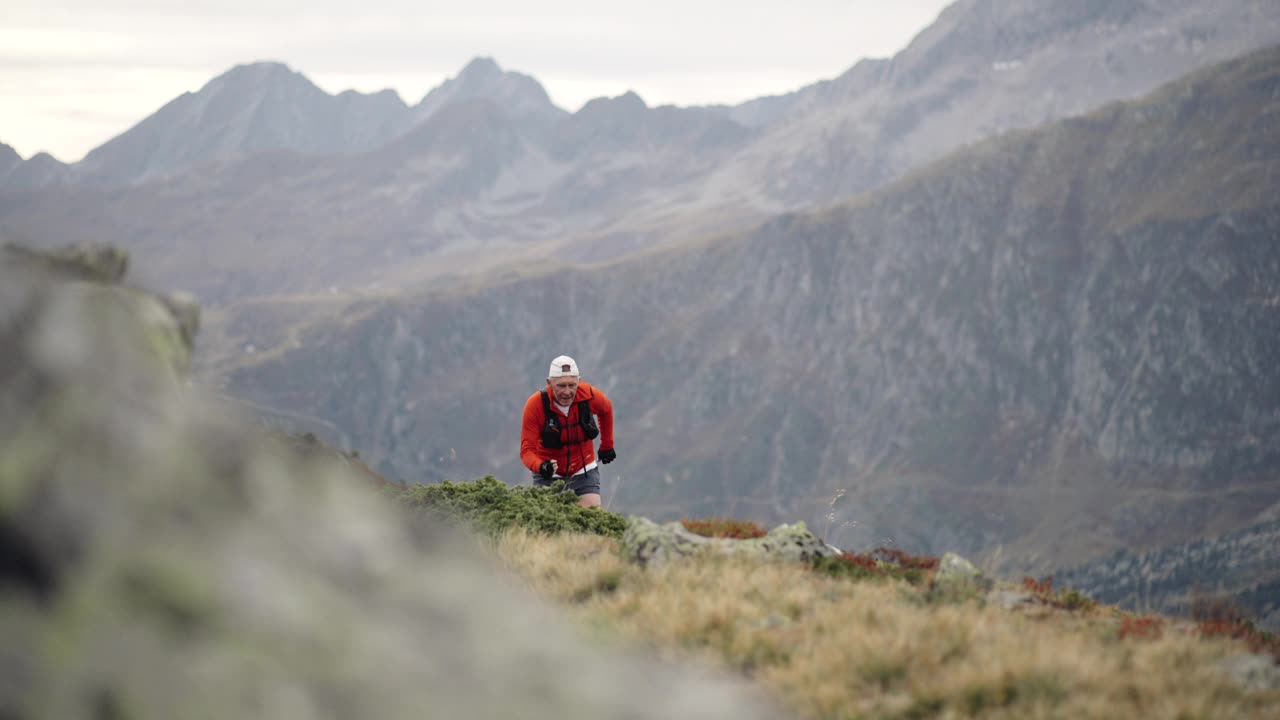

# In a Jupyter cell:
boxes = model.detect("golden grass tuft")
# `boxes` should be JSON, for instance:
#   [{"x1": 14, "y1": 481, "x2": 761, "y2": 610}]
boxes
[{"x1": 493, "y1": 529, "x2": 1280, "y2": 719}]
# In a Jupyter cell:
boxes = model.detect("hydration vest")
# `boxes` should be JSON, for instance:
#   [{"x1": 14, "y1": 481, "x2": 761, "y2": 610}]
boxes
[{"x1": 539, "y1": 390, "x2": 599, "y2": 449}]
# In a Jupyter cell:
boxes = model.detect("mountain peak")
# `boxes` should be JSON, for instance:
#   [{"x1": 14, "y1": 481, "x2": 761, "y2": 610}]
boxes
[
  {"x1": 220, "y1": 61, "x2": 295, "y2": 80},
  {"x1": 576, "y1": 91, "x2": 649, "y2": 118},
  {"x1": 0, "y1": 142, "x2": 21, "y2": 175},
  {"x1": 4, "y1": 151, "x2": 73, "y2": 189},
  {"x1": 75, "y1": 60, "x2": 412, "y2": 184},
  {"x1": 457, "y1": 57, "x2": 504, "y2": 84},
  {"x1": 414, "y1": 57, "x2": 565, "y2": 128},
  {"x1": 617, "y1": 90, "x2": 647, "y2": 109},
  {"x1": 208, "y1": 61, "x2": 313, "y2": 93}
]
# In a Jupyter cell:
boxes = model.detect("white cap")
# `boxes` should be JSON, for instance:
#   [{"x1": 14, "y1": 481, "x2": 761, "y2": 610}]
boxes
[{"x1": 548, "y1": 355, "x2": 580, "y2": 378}]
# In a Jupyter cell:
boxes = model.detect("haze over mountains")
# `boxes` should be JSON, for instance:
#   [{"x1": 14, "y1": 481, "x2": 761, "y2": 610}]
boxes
[{"x1": 2, "y1": 0, "x2": 1279, "y2": 621}]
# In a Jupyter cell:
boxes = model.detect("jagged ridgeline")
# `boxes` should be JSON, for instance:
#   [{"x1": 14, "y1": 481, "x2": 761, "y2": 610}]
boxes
[{"x1": 0, "y1": 244, "x2": 786, "y2": 718}]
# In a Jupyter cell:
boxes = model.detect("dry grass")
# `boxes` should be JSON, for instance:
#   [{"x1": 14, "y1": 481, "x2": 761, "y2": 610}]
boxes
[{"x1": 494, "y1": 529, "x2": 1280, "y2": 720}]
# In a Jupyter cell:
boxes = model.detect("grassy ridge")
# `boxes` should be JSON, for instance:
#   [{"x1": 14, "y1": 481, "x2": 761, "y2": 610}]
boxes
[
  {"x1": 495, "y1": 530, "x2": 1280, "y2": 720},
  {"x1": 385, "y1": 476, "x2": 1278, "y2": 717}
]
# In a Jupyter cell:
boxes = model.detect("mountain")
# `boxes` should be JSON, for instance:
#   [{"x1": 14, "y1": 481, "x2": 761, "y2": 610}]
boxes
[
  {"x1": 0, "y1": 89, "x2": 757, "y2": 304},
  {"x1": 704, "y1": 0, "x2": 1280, "y2": 204},
  {"x1": 225, "y1": 44, "x2": 1280, "y2": 574},
  {"x1": 64, "y1": 57, "x2": 562, "y2": 187},
  {"x1": 6, "y1": 1, "x2": 1278, "y2": 301},
  {"x1": 74, "y1": 62, "x2": 413, "y2": 185},
  {"x1": 5, "y1": 152, "x2": 74, "y2": 189},
  {"x1": 414, "y1": 57, "x2": 565, "y2": 129},
  {"x1": 537, "y1": 92, "x2": 755, "y2": 229},
  {"x1": 0, "y1": 143, "x2": 20, "y2": 177},
  {"x1": 550, "y1": 92, "x2": 750, "y2": 158}
]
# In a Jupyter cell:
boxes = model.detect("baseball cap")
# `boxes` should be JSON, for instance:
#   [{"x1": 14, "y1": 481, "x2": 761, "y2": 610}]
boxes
[{"x1": 548, "y1": 355, "x2": 580, "y2": 378}]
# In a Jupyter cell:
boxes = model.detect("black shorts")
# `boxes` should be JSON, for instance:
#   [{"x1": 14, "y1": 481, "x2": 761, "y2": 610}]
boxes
[{"x1": 532, "y1": 466, "x2": 601, "y2": 496}]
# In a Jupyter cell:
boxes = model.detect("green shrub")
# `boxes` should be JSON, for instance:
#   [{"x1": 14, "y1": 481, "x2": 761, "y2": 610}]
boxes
[
  {"x1": 1058, "y1": 588, "x2": 1097, "y2": 612},
  {"x1": 811, "y1": 549, "x2": 934, "y2": 586},
  {"x1": 396, "y1": 476, "x2": 628, "y2": 539}
]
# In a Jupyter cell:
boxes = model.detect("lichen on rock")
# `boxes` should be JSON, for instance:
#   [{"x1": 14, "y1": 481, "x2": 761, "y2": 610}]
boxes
[
  {"x1": 930, "y1": 552, "x2": 994, "y2": 603},
  {"x1": 622, "y1": 516, "x2": 837, "y2": 567}
]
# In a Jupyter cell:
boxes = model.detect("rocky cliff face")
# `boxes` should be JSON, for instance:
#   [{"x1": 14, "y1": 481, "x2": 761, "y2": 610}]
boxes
[
  {"x1": 229, "y1": 45, "x2": 1280, "y2": 573},
  {"x1": 0, "y1": 244, "x2": 787, "y2": 719}
]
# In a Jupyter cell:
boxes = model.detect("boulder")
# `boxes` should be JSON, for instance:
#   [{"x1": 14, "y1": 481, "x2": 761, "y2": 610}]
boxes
[
  {"x1": 622, "y1": 516, "x2": 837, "y2": 566},
  {"x1": 930, "y1": 552, "x2": 994, "y2": 603}
]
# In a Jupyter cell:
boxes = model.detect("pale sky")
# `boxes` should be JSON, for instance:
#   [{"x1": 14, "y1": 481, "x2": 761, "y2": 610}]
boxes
[{"x1": 2, "y1": 1, "x2": 953, "y2": 163}]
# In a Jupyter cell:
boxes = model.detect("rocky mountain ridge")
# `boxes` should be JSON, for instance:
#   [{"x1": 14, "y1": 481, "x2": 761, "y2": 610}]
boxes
[
  {"x1": 706, "y1": 0, "x2": 1280, "y2": 205},
  {"x1": 5, "y1": 0, "x2": 1278, "y2": 307}
]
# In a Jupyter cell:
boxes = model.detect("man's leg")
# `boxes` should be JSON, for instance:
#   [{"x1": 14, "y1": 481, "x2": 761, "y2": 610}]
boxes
[{"x1": 572, "y1": 467, "x2": 603, "y2": 508}]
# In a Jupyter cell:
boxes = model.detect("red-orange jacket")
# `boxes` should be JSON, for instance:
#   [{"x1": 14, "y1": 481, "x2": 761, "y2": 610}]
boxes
[{"x1": 521, "y1": 381, "x2": 614, "y2": 477}]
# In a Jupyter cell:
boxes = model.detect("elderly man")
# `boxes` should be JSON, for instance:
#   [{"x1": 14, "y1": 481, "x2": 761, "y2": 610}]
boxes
[{"x1": 520, "y1": 355, "x2": 616, "y2": 507}]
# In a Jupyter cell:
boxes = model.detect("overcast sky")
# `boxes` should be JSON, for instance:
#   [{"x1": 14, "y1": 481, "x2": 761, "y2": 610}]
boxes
[{"x1": 3, "y1": 1, "x2": 953, "y2": 162}]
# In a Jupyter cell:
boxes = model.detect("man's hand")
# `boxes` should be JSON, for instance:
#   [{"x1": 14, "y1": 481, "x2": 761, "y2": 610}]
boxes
[
  {"x1": 599, "y1": 448, "x2": 616, "y2": 464},
  {"x1": 538, "y1": 459, "x2": 557, "y2": 480}
]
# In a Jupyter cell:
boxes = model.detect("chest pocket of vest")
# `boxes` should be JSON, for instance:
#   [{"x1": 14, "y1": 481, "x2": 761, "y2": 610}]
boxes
[{"x1": 540, "y1": 392, "x2": 598, "y2": 449}]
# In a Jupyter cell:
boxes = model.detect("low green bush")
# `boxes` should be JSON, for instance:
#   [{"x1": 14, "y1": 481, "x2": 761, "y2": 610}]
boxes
[{"x1": 396, "y1": 476, "x2": 628, "y2": 539}]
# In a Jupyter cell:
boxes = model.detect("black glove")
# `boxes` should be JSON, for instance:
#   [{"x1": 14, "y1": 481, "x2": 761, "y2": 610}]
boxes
[
  {"x1": 599, "y1": 448, "x2": 616, "y2": 464},
  {"x1": 538, "y1": 460, "x2": 555, "y2": 481}
]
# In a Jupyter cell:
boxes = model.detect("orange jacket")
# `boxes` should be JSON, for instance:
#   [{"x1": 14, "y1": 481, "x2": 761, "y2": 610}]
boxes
[{"x1": 521, "y1": 382, "x2": 614, "y2": 477}]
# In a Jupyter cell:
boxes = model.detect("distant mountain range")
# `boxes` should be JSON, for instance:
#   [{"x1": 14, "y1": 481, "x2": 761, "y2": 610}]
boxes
[
  {"x1": 8, "y1": 57, "x2": 563, "y2": 187},
  {"x1": 2, "y1": 0, "x2": 1279, "y2": 598},
  {"x1": 3, "y1": 0, "x2": 1278, "y2": 306}
]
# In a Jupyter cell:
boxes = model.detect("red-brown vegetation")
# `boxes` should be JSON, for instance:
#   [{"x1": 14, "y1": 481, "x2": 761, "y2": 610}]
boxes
[
  {"x1": 1192, "y1": 595, "x2": 1280, "y2": 659},
  {"x1": 1118, "y1": 615, "x2": 1165, "y2": 641},
  {"x1": 681, "y1": 517, "x2": 769, "y2": 539}
]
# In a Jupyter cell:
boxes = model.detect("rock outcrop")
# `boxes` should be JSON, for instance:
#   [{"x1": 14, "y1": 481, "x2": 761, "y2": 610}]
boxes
[
  {"x1": 0, "y1": 244, "x2": 784, "y2": 719},
  {"x1": 621, "y1": 517, "x2": 837, "y2": 567},
  {"x1": 931, "y1": 553, "x2": 995, "y2": 603}
]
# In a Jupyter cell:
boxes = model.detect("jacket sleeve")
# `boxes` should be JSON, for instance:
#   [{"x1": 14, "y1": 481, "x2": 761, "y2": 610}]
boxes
[
  {"x1": 592, "y1": 388, "x2": 614, "y2": 451},
  {"x1": 520, "y1": 393, "x2": 544, "y2": 472}
]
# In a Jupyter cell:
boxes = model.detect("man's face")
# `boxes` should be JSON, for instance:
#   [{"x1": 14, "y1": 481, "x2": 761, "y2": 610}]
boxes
[{"x1": 548, "y1": 376, "x2": 579, "y2": 405}]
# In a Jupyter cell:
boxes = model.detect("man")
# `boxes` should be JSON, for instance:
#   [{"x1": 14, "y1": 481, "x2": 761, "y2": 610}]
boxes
[{"x1": 520, "y1": 355, "x2": 616, "y2": 507}]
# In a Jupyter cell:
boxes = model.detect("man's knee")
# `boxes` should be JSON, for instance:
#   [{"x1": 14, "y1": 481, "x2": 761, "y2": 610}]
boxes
[{"x1": 578, "y1": 493, "x2": 601, "y2": 508}]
